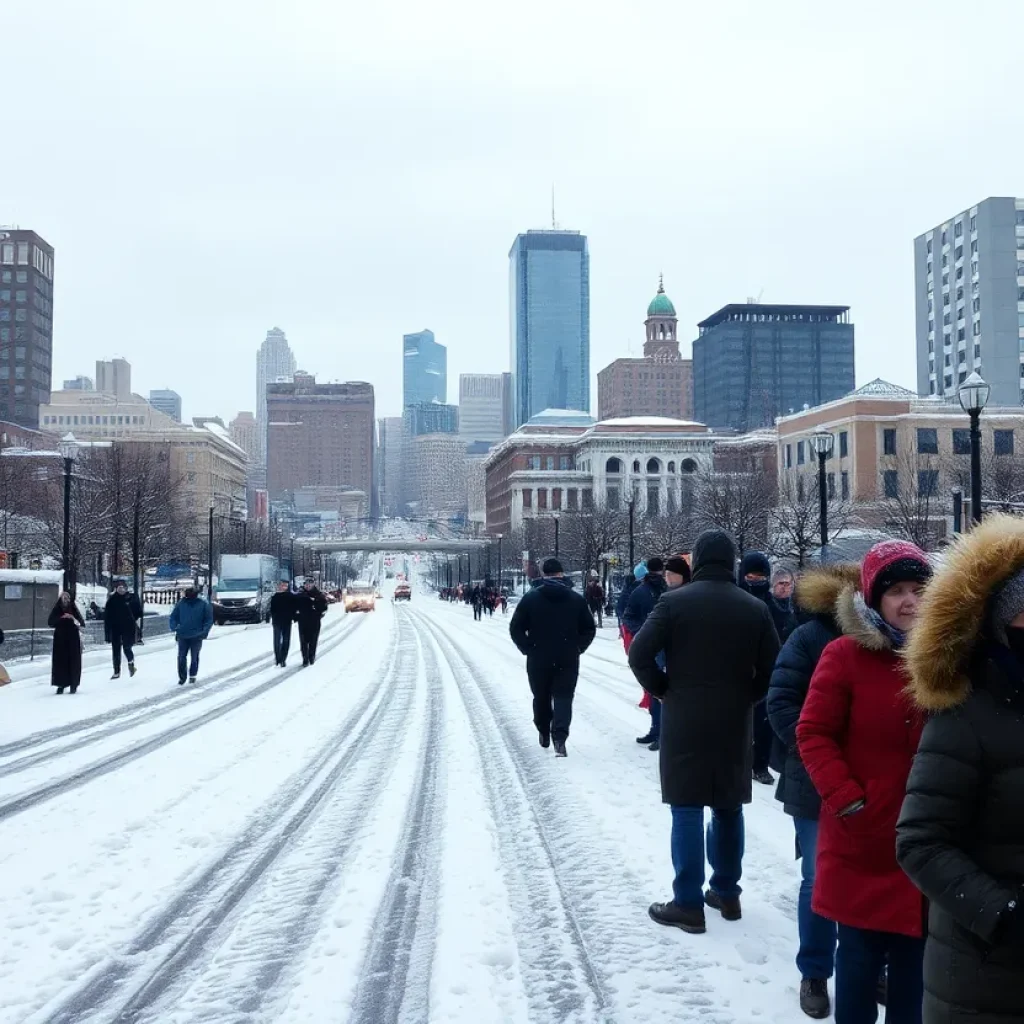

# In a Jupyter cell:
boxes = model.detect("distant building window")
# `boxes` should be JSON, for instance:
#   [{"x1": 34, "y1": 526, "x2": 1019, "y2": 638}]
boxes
[
  {"x1": 883, "y1": 470, "x2": 899, "y2": 498},
  {"x1": 528, "y1": 455, "x2": 540, "y2": 470},
  {"x1": 839, "y1": 430, "x2": 848, "y2": 458},
  {"x1": 917, "y1": 428, "x2": 938, "y2": 454},
  {"x1": 918, "y1": 469, "x2": 939, "y2": 497},
  {"x1": 559, "y1": 456, "x2": 570, "y2": 470},
  {"x1": 953, "y1": 429, "x2": 971, "y2": 455},
  {"x1": 955, "y1": 221, "x2": 963, "y2": 237},
  {"x1": 841, "y1": 470, "x2": 849, "y2": 501},
  {"x1": 883, "y1": 428, "x2": 897, "y2": 456},
  {"x1": 797, "y1": 441, "x2": 805, "y2": 465},
  {"x1": 15, "y1": 243, "x2": 28, "y2": 265},
  {"x1": 970, "y1": 215, "x2": 977, "y2": 232},
  {"x1": 995, "y1": 429, "x2": 1015, "y2": 456},
  {"x1": 545, "y1": 456, "x2": 554, "y2": 471},
  {"x1": 522, "y1": 489, "x2": 532, "y2": 509},
  {"x1": 974, "y1": 321, "x2": 982, "y2": 336}
]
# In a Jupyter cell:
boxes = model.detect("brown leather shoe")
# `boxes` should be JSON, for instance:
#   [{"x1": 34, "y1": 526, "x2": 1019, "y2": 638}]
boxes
[{"x1": 704, "y1": 890, "x2": 742, "y2": 920}]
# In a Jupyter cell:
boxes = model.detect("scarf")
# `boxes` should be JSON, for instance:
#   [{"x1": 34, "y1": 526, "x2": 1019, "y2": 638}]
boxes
[{"x1": 863, "y1": 604, "x2": 907, "y2": 650}]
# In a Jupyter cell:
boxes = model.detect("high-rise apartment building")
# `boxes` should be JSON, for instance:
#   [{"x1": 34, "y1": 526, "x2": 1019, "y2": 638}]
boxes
[
  {"x1": 256, "y1": 327, "x2": 296, "y2": 465},
  {"x1": 403, "y1": 329, "x2": 446, "y2": 408},
  {"x1": 459, "y1": 373, "x2": 511, "y2": 442},
  {"x1": 149, "y1": 389, "x2": 182, "y2": 422},
  {"x1": 0, "y1": 229, "x2": 54, "y2": 428},
  {"x1": 229, "y1": 410, "x2": 259, "y2": 464},
  {"x1": 405, "y1": 433, "x2": 467, "y2": 517},
  {"x1": 914, "y1": 197, "x2": 1024, "y2": 406},
  {"x1": 404, "y1": 401, "x2": 459, "y2": 437},
  {"x1": 265, "y1": 378, "x2": 375, "y2": 515},
  {"x1": 597, "y1": 278, "x2": 693, "y2": 422},
  {"x1": 377, "y1": 416, "x2": 404, "y2": 515},
  {"x1": 63, "y1": 376, "x2": 93, "y2": 391},
  {"x1": 693, "y1": 303, "x2": 855, "y2": 433},
  {"x1": 96, "y1": 358, "x2": 132, "y2": 400},
  {"x1": 509, "y1": 229, "x2": 590, "y2": 426}
]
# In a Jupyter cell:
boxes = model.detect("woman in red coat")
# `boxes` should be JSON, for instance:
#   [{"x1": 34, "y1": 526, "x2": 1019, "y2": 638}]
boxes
[{"x1": 797, "y1": 540, "x2": 931, "y2": 1024}]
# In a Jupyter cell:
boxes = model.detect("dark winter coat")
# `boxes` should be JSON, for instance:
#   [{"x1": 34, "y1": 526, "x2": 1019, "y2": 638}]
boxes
[
  {"x1": 898, "y1": 515, "x2": 1024, "y2": 1024},
  {"x1": 104, "y1": 590, "x2": 142, "y2": 641},
  {"x1": 621, "y1": 574, "x2": 668, "y2": 636},
  {"x1": 169, "y1": 596, "x2": 213, "y2": 640},
  {"x1": 47, "y1": 600, "x2": 83, "y2": 689},
  {"x1": 509, "y1": 577, "x2": 596, "y2": 665},
  {"x1": 738, "y1": 551, "x2": 771, "y2": 600},
  {"x1": 796, "y1": 588, "x2": 926, "y2": 938},
  {"x1": 767, "y1": 563, "x2": 861, "y2": 819},
  {"x1": 294, "y1": 588, "x2": 328, "y2": 627},
  {"x1": 269, "y1": 591, "x2": 297, "y2": 627},
  {"x1": 615, "y1": 578, "x2": 639, "y2": 621},
  {"x1": 628, "y1": 530, "x2": 780, "y2": 808},
  {"x1": 767, "y1": 596, "x2": 799, "y2": 646}
]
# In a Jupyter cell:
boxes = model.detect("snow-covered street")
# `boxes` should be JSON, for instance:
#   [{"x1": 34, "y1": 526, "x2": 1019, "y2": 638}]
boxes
[{"x1": 1, "y1": 598, "x2": 806, "y2": 1024}]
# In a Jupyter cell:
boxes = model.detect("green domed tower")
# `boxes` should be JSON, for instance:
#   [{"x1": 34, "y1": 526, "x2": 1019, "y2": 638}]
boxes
[{"x1": 644, "y1": 274, "x2": 680, "y2": 359}]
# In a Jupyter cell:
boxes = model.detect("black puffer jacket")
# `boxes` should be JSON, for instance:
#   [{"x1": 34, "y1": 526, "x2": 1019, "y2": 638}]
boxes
[
  {"x1": 898, "y1": 515, "x2": 1024, "y2": 1024},
  {"x1": 509, "y1": 577, "x2": 596, "y2": 663},
  {"x1": 766, "y1": 563, "x2": 861, "y2": 819}
]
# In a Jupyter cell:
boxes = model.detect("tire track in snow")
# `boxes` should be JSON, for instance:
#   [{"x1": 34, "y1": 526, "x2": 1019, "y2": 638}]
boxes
[
  {"x1": 0, "y1": 615, "x2": 365, "y2": 823},
  {"x1": 413, "y1": 610, "x2": 612, "y2": 1024},
  {"x1": 31, "y1": 614, "x2": 413, "y2": 1024},
  {"x1": 0, "y1": 614, "x2": 354, "y2": 763},
  {"x1": 349, "y1": 611, "x2": 446, "y2": 1024}
]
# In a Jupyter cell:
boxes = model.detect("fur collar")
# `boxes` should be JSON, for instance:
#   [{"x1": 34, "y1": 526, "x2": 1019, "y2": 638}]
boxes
[
  {"x1": 794, "y1": 563, "x2": 862, "y2": 617},
  {"x1": 834, "y1": 587, "x2": 893, "y2": 652},
  {"x1": 905, "y1": 514, "x2": 1024, "y2": 712}
]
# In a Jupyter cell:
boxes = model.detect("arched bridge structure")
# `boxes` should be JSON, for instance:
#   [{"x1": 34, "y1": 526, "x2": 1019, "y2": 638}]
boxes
[{"x1": 302, "y1": 538, "x2": 491, "y2": 553}]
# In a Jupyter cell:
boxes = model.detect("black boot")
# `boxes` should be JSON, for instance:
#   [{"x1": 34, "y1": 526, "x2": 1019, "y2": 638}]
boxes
[
  {"x1": 553, "y1": 740, "x2": 568, "y2": 757},
  {"x1": 753, "y1": 768, "x2": 774, "y2": 785},
  {"x1": 636, "y1": 732, "x2": 655, "y2": 744},
  {"x1": 56, "y1": 687, "x2": 65, "y2": 695},
  {"x1": 538, "y1": 732, "x2": 551, "y2": 749},
  {"x1": 799, "y1": 979, "x2": 830, "y2": 1020},
  {"x1": 648, "y1": 901, "x2": 706, "y2": 934},
  {"x1": 648, "y1": 740, "x2": 660, "y2": 752},
  {"x1": 705, "y1": 890, "x2": 742, "y2": 920}
]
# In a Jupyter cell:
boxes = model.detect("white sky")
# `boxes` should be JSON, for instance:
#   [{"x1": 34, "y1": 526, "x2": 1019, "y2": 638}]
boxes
[{"x1": 6, "y1": 0, "x2": 1022, "y2": 423}]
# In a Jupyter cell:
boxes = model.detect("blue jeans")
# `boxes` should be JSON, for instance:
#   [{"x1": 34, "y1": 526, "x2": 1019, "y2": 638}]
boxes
[
  {"x1": 670, "y1": 805, "x2": 744, "y2": 909},
  {"x1": 793, "y1": 817, "x2": 837, "y2": 980},
  {"x1": 177, "y1": 637, "x2": 203, "y2": 682},
  {"x1": 649, "y1": 695, "x2": 662, "y2": 737},
  {"x1": 835, "y1": 925, "x2": 924, "y2": 1024}
]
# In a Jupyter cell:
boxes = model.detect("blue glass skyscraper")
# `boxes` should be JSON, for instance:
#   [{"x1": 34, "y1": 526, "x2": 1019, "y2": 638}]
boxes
[
  {"x1": 509, "y1": 230, "x2": 590, "y2": 426},
  {"x1": 403, "y1": 329, "x2": 447, "y2": 407}
]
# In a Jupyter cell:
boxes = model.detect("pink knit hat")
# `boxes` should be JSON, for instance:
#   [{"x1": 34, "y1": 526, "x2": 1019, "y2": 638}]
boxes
[{"x1": 861, "y1": 540, "x2": 931, "y2": 609}]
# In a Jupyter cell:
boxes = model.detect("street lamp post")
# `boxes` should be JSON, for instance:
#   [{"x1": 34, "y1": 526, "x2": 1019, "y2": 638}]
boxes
[
  {"x1": 958, "y1": 371, "x2": 991, "y2": 525},
  {"x1": 809, "y1": 432, "x2": 835, "y2": 559},
  {"x1": 497, "y1": 533, "x2": 503, "y2": 597},
  {"x1": 553, "y1": 512, "x2": 560, "y2": 560},
  {"x1": 290, "y1": 534, "x2": 296, "y2": 580},
  {"x1": 628, "y1": 486, "x2": 637, "y2": 567},
  {"x1": 57, "y1": 434, "x2": 79, "y2": 594}
]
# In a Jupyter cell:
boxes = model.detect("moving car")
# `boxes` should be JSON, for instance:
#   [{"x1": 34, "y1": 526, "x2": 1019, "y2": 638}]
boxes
[
  {"x1": 343, "y1": 583, "x2": 377, "y2": 613},
  {"x1": 394, "y1": 582, "x2": 412, "y2": 602}
]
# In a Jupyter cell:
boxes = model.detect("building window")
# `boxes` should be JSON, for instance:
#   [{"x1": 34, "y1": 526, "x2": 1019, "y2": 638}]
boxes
[
  {"x1": 955, "y1": 221, "x2": 963, "y2": 237},
  {"x1": 883, "y1": 470, "x2": 899, "y2": 498},
  {"x1": 528, "y1": 455, "x2": 540, "y2": 470},
  {"x1": 970, "y1": 214, "x2": 977, "y2": 232},
  {"x1": 918, "y1": 469, "x2": 939, "y2": 497},
  {"x1": 944, "y1": 375, "x2": 953, "y2": 390},
  {"x1": 605, "y1": 457, "x2": 622, "y2": 474},
  {"x1": 841, "y1": 470, "x2": 849, "y2": 501},
  {"x1": 974, "y1": 321, "x2": 981, "y2": 336},
  {"x1": 839, "y1": 431, "x2": 848, "y2": 458},
  {"x1": 953, "y1": 428, "x2": 971, "y2": 455},
  {"x1": 944, "y1": 354, "x2": 951, "y2": 367},
  {"x1": 785, "y1": 444, "x2": 792, "y2": 469},
  {"x1": 995, "y1": 430, "x2": 1015, "y2": 457},
  {"x1": 559, "y1": 456, "x2": 570, "y2": 470},
  {"x1": 917, "y1": 429, "x2": 938, "y2": 455},
  {"x1": 543, "y1": 456, "x2": 553, "y2": 471},
  {"x1": 522, "y1": 489, "x2": 532, "y2": 509},
  {"x1": 954, "y1": 245, "x2": 963, "y2": 261},
  {"x1": 926, "y1": 239, "x2": 932, "y2": 254},
  {"x1": 16, "y1": 243, "x2": 28, "y2": 265},
  {"x1": 974, "y1": 343, "x2": 981, "y2": 361},
  {"x1": 883, "y1": 428, "x2": 897, "y2": 456},
  {"x1": 797, "y1": 440, "x2": 805, "y2": 465}
]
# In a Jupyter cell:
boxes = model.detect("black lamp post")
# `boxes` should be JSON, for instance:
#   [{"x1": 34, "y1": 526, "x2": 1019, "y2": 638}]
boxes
[
  {"x1": 497, "y1": 532, "x2": 503, "y2": 596},
  {"x1": 553, "y1": 512, "x2": 560, "y2": 560},
  {"x1": 627, "y1": 485, "x2": 637, "y2": 567},
  {"x1": 809, "y1": 431, "x2": 835, "y2": 559},
  {"x1": 290, "y1": 534, "x2": 296, "y2": 580},
  {"x1": 57, "y1": 434, "x2": 79, "y2": 594},
  {"x1": 958, "y1": 371, "x2": 991, "y2": 524}
]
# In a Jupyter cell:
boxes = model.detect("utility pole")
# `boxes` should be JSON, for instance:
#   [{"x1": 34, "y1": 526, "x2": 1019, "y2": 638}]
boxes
[{"x1": 207, "y1": 505, "x2": 215, "y2": 596}]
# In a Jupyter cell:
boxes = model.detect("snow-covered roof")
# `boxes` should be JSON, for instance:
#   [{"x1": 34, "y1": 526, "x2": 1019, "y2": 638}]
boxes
[
  {"x1": 848, "y1": 378, "x2": 917, "y2": 398},
  {"x1": 596, "y1": 416, "x2": 708, "y2": 429},
  {"x1": 0, "y1": 569, "x2": 62, "y2": 585},
  {"x1": 524, "y1": 408, "x2": 596, "y2": 427}
]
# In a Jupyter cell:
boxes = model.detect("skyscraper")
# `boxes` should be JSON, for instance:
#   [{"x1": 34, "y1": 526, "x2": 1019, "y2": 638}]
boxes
[
  {"x1": 914, "y1": 197, "x2": 1024, "y2": 406},
  {"x1": 229, "y1": 410, "x2": 259, "y2": 464},
  {"x1": 459, "y1": 373, "x2": 510, "y2": 442},
  {"x1": 0, "y1": 229, "x2": 53, "y2": 429},
  {"x1": 63, "y1": 376, "x2": 93, "y2": 391},
  {"x1": 404, "y1": 402, "x2": 459, "y2": 437},
  {"x1": 256, "y1": 327, "x2": 296, "y2": 465},
  {"x1": 149, "y1": 389, "x2": 182, "y2": 422},
  {"x1": 377, "y1": 416, "x2": 404, "y2": 515},
  {"x1": 96, "y1": 358, "x2": 132, "y2": 399},
  {"x1": 403, "y1": 329, "x2": 446, "y2": 407},
  {"x1": 692, "y1": 303, "x2": 855, "y2": 433},
  {"x1": 509, "y1": 229, "x2": 590, "y2": 426}
]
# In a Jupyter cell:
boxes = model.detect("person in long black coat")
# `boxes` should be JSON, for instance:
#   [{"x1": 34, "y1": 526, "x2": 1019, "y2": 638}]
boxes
[
  {"x1": 294, "y1": 579, "x2": 328, "y2": 666},
  {"x1": 48, "y1": 592, "x2": 84, "y2": 694},
  {"x1": 629, "y1": 529, "x2": 780, "y2": 934},
  {"x1": 766, "y1": 561, "x2": 861, "y2": 1020},
  {"x1": 897, "y1": 514, "x2": 1024, "y2": 1024},
  {"x1": 269, "y1": 580, "x2": 297, "y2": 667}
]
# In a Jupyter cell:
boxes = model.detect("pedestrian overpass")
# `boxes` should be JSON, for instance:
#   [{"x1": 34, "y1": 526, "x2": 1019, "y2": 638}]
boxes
[{"x1": 302, "y1": 538, "x2": 491, "y2": 553}]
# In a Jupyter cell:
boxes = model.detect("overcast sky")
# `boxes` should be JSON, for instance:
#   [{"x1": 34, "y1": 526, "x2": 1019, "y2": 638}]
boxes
[{"x1": 6, "y1": 0, "x2": 1022, "y2": 423}]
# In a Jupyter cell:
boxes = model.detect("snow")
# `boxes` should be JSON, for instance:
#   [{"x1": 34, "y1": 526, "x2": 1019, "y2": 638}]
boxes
[{"x1": 0, "y1": 593, "x2": 810, "y2": 1023}]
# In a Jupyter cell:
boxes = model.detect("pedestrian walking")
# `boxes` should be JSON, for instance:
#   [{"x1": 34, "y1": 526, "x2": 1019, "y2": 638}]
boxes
[
  {"x1": 630, "y1": 530, "x2": 780, "y2": 934},
  {"x1": 797, "y1": 540, "x2": 931, "y2": 1024},
  {"x1": 617, "y1": 563, "x2": 647, "y2": 649},
  {"x1": 623, "y1": 557, "x2": 669, "y2": 751},
  {"x1": 48, "y1": 591, "x2": 84, "y2": 695},
  {"x1": 897, "y1": 515, "x2": 1024, "y2": 1024},
  {"x1": 500, "y1": 593, "x2": 508, "y2": 614},
  {"x1": 509, "y1": 557, "x2": 596, "y2": 757},
  {"x1": 295, "y1": 578, "x2": 328, "y2": 666},
  {"x1": 169, "y1": 586, "x2": 214, "y2": 685},
  {"x1": 766, "y1": 562, "x2": 862, "y2": 1020},
  {"x1": 105, "y1": 579, "x2": 142, "y2": 679},
  {"x1": 585, "y1": 574, "x2": 605, "y2": 627},
  {"x1": 269, "y1": 580, "x2": 297, "y2": 667}
]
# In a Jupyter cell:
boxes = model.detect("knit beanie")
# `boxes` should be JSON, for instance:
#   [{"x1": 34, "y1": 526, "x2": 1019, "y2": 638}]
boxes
[
  {"x1": 646, "y1": 556, "x2": 665, "y2": 574},
  {"x1": 861, "y1": 540, "x2": 931, "y2": 610},
  {"x1": 989, "y1": 567, "x2": 1024, "y2": 644},
  {"x1": 633, "y1": 563, "x2": 648, "y2": 581},
  {"x1": 665, "y1": 555, "x2": 691, "y2": 581}
]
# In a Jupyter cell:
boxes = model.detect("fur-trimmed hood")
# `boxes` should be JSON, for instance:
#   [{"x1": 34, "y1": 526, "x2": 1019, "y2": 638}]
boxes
[
  {"x1": 835, "y1": 587, "x2": 896, "y2": 652},
  {"x1": 905, "y1": 514, "x2": 1024, "y2": 712},
  {"x1": 794, "y1": 563, "x2": 862, "y2": 618}
]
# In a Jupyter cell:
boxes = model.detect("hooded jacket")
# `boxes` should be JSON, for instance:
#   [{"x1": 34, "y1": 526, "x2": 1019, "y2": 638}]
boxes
[
  {"x1": 169, "y1": 595, "x2": 214, "y2": 641},
  {"x1": 897, "y1": 515, "x2": 1024, "y2": 1024},
  {"x1": 628, "y1": 530, "x2": 780, "y2": 808},
  {"x1": 621, "y1": 573, "x2": 668, "y2": 636},
  {"x1": 509, "y1": 576, "x2": 596, "y2": 663},
  {"x1": 796, "y1": 586, "x2": 926, "y2": 938},
  {"x1": 767, "y1": 563, "x2": 861, "y2": 819}
]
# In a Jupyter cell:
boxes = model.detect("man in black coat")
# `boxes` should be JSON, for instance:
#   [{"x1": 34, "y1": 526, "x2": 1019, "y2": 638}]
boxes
[
  {"x1": 294, "y1": 578, "x2": 328, "y2": 666},
  {"x1": 509, "y1": 557, "x2": 596, "y2": 758},
  {"x1": 104, "y1": 579, "x2": 143, "y2": 679},
  {"x1": 629, "y1": 530, "x2": 780, "y2": 934},
  {"x1": 269, "y1": 580, "x2": 297, "y2": 667}
]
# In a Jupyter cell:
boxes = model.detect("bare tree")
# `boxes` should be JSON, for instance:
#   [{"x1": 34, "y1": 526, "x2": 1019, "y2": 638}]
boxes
[
  {"x1": 692, "y1": 463, "x2": 776, "y2": 554},
  {"x1": 558, "y1": 506, "x2": 627, "y2": 578},
  {"x1": 877, "y1": 449, "x2": 944, "y2": 551},
  {"x1": 770, "y1": 475, "x2": 856, "y2": 566}
]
